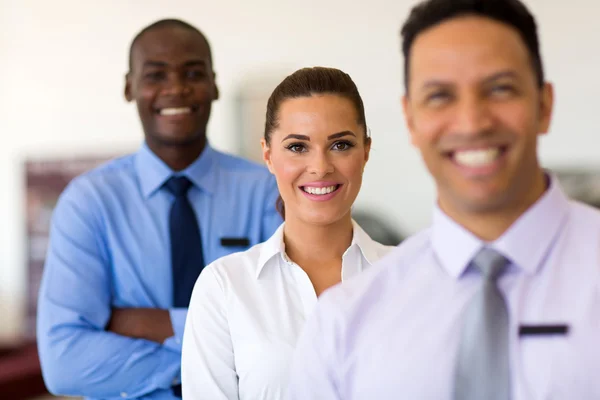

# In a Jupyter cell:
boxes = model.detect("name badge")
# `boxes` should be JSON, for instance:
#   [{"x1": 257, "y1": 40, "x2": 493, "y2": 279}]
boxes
[
  {"x1": 220, "y1": 237, "x2": 250, "y2": 247},
  {"x1": 519, "y1": 324, "x2": 569, "y2": 337}
]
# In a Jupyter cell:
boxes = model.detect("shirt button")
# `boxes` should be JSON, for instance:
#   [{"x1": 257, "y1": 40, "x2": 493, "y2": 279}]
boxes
[{"x1": 120, "y1": 393, "x2": 127, "y2": 398}]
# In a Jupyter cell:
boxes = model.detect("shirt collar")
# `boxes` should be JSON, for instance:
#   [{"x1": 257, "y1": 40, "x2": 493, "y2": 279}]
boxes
[
  {"x1": 134, "y1": 141, "x2": 218, "y2": 198},
  {"x1": 255, "y1": 219, "x2": 381, "y2": 279},
  {"x1": 255, "y1": 223, "x2": 286, "y2": 278},
  {"x1": 432, "y1": 173, "x2": 570, "y2": 279},
  {"x1": 348, "y1": 219, "x2": 382, "y2": 266}
]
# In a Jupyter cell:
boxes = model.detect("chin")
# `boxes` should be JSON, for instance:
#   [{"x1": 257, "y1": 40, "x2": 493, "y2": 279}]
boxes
[
  {"x1": 456, "y1": 192, "x2": 511, "y2": 214},
  {"x1": 300, "y1": 211, "x2": 348, "y2": 227},
  {"x1": 154, "y1": 132, "x2": 204, "y2": 146}
]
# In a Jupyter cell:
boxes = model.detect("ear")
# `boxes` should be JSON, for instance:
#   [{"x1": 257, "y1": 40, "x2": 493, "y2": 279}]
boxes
[
  {"x1": 212, "y1": 72, "x2": 220, "y2": 101},
  {"x1": 124, "y1": 72, "x2": 133, "y2": 102},
  {"x1": 363, "y1": 135, "x2": 372, "y2": 163},
  {"x1": 402, "y1": 94, "x2": 418, "y2": 147},
  {"x1": 261, "y1": 138, "x2": 275, "y2": 174},
  {"x1": 538, "y1": 82, "x2": 554, "y2": 135}
]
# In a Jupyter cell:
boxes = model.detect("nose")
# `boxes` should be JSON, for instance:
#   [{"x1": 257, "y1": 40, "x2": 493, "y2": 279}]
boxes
[
  {"x1": 453, "y1": 94, "x2": 493, "y2": 136},
  {"x1": 307, "y1": 151, "x2": 334, "y2": 177},
  {"x1": 162, "y1": 73, "x2": 192, "y2": 97}
]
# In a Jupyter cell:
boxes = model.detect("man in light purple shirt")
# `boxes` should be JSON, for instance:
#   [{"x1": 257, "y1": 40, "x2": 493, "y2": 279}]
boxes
[{"x1": 286, "y1": 0, "x2": 600, "y2": 399}]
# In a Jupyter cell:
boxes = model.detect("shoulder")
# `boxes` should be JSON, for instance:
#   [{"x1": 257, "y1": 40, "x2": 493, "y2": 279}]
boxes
[
  {"x1": 564, "y1": 200, "x2": 600, "y2": 274},
  {"x1": 568, "y1": 199, "x2": 600, "y2": 227},
  {"x1": 62, "y1": 154, "x2": 135, "y2": 199},
  {"x1": 54, "y1": 154, "x2": 135, "y2": 214},
  {"x1": 212, "y1": 149, "x2": 271, "y2": 178},
  {"x1": 210, "y1": 150, "x2": 277, "y2": 200},
  {"x1": 210, "y1": 150, "x2": 278, "y2": 209}
]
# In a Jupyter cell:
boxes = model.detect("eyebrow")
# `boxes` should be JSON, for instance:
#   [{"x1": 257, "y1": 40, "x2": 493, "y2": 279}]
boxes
[
  {"x1": 281, "y1": 131, "x2": 356, "y2": 142},
  {"x1": 482, "y1": 70, "x2": 519, "y2": 84},
  {"x1": 142, "y1": 59, "x2": 208, "y2": 69},
  {"x1": 420, "y1": 70, "x2": 520, "y2": 90}
]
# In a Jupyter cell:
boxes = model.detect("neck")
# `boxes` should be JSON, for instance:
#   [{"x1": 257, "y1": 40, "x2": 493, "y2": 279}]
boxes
[
  {"x1": 283, "y1": 214, "x2": 354, "y2": 268},
  {"x1": 146, "y1": 137, "x2": 206, "y2": 172},
  {"x1": 441, "y1": 169, "x2": 548, "y2": 242}
]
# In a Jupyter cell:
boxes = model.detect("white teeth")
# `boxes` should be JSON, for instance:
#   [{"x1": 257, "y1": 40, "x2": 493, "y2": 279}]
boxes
[
  {"x1": 303, "y1": 185, "x2": 337, "y2": 195},
  {"x1": 159, "y1": 107, "x2": 191, "y2": 116},
  {"x1": 454, "y1": 148, "x2": 500, "y2": 167}
]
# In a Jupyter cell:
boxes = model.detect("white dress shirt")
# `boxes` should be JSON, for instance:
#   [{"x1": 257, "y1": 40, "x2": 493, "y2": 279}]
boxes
[
  {"x1": 287, "y1": 175, "x2": 600, "y2": 400},
  {"x1": 181, "y1": 220, "x2": 394, "y2": 400}
]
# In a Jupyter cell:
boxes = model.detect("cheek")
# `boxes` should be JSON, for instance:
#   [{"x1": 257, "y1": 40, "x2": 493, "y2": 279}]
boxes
[
  {"x1": 269, "y1": 153, "x2": 305, "y2": 191},
  {"x1": 137, "y1": 86, "x2": 157, "y2": 108},
  {"x1": 499, "y1": 104, "x2": 536, "y2": 137},
  {"x1": 337, "y1": 154, "x2": 367, "y2": 185},
  {"x1": 491, "y1": 102, "x2": 541, "y2": 152},
  {"x1": 412, "y1": 112, "x2": 447, "y2": 151},
  {"x1": 192, "y1": 82, "x2": 215, "y2": 100}
]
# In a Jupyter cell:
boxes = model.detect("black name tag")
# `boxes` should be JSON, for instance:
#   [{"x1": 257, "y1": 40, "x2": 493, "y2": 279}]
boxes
[
  {"x1": 220, "y1": 237, "x2": 250, "y2": 247},
  {"x1": 519, "y1": 324, "x2": 569, "y2": 336}
]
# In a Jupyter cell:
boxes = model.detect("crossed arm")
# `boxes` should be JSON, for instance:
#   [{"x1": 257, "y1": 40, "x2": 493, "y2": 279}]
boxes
[{"x1": 36, "y1": 185, "x2": 183, "y2": 399}]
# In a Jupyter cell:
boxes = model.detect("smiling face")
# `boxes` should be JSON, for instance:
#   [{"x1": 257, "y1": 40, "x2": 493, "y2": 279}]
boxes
[
  {"x1": 125, "y1": 25, "x2": 219, "y2": 149},
  {"x1": 403, "y1": 15, "x2": 553, "y2": 217},
  {"x1": 262, "y1": 94, "x2": 370, "y2": 226}
]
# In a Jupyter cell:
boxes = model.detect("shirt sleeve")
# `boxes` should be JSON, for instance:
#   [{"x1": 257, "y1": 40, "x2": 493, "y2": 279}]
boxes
[
  {"x1": 286, "y1": 289, "x2": 344, "y2": 400},
  {"x1": 182, "y1": 264, "x2": 240, "y2": 400},
  {"x1": 36, "y1": 180, "x2": 180, "y2": 399},
  {"x1": 163, "y1": 308, "x2": 187, "y2": 352},
  {"x1": 261, "y1": 173, "x2": 283, "y2": 242}
]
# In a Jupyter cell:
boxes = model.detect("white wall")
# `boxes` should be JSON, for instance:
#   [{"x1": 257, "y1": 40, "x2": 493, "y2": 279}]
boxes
[{"x1": 1, "y1": 0, "x2": 599, "y2": 340}]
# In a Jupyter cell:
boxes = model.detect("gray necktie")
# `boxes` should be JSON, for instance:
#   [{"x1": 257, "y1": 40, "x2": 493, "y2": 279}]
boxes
[{"x1": 454, "y1": 247, "x2": 511, "y2": 400}]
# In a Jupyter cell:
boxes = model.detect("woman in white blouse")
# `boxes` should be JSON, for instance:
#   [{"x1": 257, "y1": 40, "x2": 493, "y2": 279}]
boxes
[{"x1": 181, "y1": 66, "x2": 395, "y2": 399}]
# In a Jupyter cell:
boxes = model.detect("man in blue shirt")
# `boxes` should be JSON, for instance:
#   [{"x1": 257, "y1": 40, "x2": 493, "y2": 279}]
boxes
[{"x1": 36, "y1": 19, "x2": 282, "y2": 399}]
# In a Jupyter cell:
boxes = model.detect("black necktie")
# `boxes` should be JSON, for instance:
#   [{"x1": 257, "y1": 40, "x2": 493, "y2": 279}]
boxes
[{"x1": 165, "y1": 176, "x2": 205, "y2": 308}]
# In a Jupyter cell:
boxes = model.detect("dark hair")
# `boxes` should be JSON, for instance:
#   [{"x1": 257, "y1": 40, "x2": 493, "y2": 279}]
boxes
[
  {"x1": 128, "y1": 19, "x2": 213, "y2": 71},
  {"x1": 264, "y1": 66, "x2": 369, "y2": 219},
  {"x1": 400, "y1": 0, "x2": 544, "y2": 93}
]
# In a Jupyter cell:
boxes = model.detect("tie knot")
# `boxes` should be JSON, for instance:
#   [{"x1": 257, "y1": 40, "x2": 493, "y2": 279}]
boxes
[
  {"x1": 165, "y1": 176, "x2": 193, "y2": 197},
  {"x1": 472, "y1": 247, "x2": 509, "y2": 281}
]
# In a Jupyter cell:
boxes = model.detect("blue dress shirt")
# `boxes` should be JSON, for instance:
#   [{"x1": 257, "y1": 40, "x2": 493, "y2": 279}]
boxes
[{"x1": 36, "y1": 142, "x2": 282, "y2": 400}]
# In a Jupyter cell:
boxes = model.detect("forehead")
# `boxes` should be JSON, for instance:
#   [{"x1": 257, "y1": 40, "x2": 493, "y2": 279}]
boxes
[
  {"x1": 132, "y1": 26, "x2": 210, "y2": 67},
  {"x1": 409, "y1": 16, "x2": 533, "y2": 86},
  {"x1": 276, "y1": 95, "x2": 359, "y2": 133}
]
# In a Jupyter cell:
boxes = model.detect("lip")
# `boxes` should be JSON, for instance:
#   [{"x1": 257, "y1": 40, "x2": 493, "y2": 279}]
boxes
[
  {"x1": 442, "y1": 143, "x2": 509, "y2": 154},
  {"x1": 153, "y1": 105, "x2": 199, "y2": 115},
  {"x1": 447, "y1": 145, "x2": 510, "y2": 178},
  {"x1": 300, "y1": 181, "x2": 340, "y2": 188},
  {"x1": 299, "y1": 182, "x2": 343, "y2": 202}
]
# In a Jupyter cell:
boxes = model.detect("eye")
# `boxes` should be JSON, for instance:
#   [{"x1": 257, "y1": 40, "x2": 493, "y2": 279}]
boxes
[
  {"x1": 144, "y1": 71, "x2": 165, "y2": 82},
  {"x1": 286, "y1": 143, "x2": 306, "y2": 153},
  {"x1": 331, "y1": 141, "x2": 355, "y2": 151},
  {"x1": 186, "y1": 69, "x2": 207, "y2": 80},
  {"x1": 425, "y1": 91, "x2": 452, "y2": 107},
  {"x1": 490, "y1": 84, "x2": 516, "y2": 97}
]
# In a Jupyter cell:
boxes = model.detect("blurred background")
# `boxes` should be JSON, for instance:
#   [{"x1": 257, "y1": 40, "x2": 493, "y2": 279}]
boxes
[{"x1": 1, "y1": 0, "x2": 599, "y2": 398}]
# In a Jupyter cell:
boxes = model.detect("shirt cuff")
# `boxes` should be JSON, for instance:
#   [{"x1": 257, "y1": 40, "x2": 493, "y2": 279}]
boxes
[{"x1": 163, "y1": 308, "x2": 187, "y2": 352}]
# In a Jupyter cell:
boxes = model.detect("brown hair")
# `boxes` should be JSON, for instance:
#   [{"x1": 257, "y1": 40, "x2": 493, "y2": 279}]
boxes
[{"x1": 264, "y1": 66, "x2": 369, "y2": 219}]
